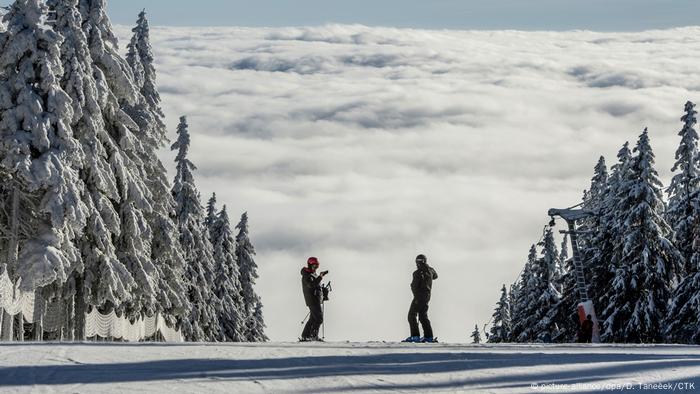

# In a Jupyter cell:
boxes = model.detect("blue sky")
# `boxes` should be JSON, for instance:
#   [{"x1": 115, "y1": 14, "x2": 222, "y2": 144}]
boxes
[{"x1": 98, "y1": 0, "x2": 698, "y2": 31}]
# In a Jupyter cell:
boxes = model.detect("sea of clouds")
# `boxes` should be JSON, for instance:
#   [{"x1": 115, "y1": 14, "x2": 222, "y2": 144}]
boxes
[{"x1": 115, "y1": 24, "x2": 700, "y2": 342}]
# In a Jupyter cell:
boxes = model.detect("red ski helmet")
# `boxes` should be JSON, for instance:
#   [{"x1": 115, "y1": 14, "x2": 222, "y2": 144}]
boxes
[{"x1": 307, "y1": 257, "x2": 320, "y2": 266}]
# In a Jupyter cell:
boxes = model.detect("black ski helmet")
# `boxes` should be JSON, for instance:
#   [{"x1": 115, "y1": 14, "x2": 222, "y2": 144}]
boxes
[{"x1": 415, "y1": 254, "x2": 427, "y2": 264}]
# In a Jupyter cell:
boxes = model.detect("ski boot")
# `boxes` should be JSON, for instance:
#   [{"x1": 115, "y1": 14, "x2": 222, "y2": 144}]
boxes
[
  {"x1": 402, "y1": 336, "x2": 421, "y2": 343},
  {"x1": 421, "y1": 337, "x2": 438, "y2": 343},
  {"x1": 299, "y1": 336, "x2": 324, "y2": 342}
]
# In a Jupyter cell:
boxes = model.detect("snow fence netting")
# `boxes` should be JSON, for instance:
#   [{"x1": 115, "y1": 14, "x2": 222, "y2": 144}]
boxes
[{"x1": 0, "y1": 270, "x2": 182, "y2": 342}]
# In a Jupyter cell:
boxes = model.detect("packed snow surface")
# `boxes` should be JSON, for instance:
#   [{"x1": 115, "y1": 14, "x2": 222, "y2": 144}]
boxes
[{"x1": 0, "y1": 342, "x2": 698, "y2": 393}]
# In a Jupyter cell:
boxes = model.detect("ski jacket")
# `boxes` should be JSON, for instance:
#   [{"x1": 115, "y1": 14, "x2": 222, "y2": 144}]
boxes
[
  {"x1": 301, "y1": 267, "x2": 323, "y2": 306},
  {"x1": 411, "y1": 263, "x2": 438, "y2": 301}
]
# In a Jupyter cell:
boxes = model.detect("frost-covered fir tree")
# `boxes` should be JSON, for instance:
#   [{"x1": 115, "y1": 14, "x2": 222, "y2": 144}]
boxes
[
  {"x1": 512, "y1": 231, "x2": 560, "y2": 342},
  {"x1": 509, "y1": 245, "x2": 536, "y2": 341},
  {"x1": 125, "y1": 9, "x2": 166, "y2": 143},
  {"x1": 665, "y1": 261, "x2": 700, "y2": 343},
  {"x1": 121, "y1": 6, "x2": 189, "y2": 325},
  {"x1": 546, "y1": 249, "x2": 580, "y2": 343},
  {"x1": 602, "y1": 129, "x2": 682, "y2": 343},
  {"x1": 507, "y1": 282, "x2": 518, "y2": 341},
  {"x1": 0, "y1": 0, "x2": 88, "y2": 293},
  {"x1": 487, "y1": 285, "x2": 510, "y2": 343},
  {"x1": 471, "y1": 325, "x2": 481, "y2": 344},
  {"x1": 171, "y1": 116, "x2": 221, "y2": 341},
  {"x1": 666, "y1": 101, "x2": 700, "y2": 275},
  {"x1": 210, "y1": 205, "x2": 246, "y2": 341},
  {"x1": 47, "y1": 0, "x2": 138, "y2": 337},
  {"x1": 580, "y1": 156, "x2": 608, "y2": 253},
  {"x1": 75, "y1": 0, "x2": 165, "y2": 323},
  {"x1": 587, "y1": 147, "x2": 630, "y2": 333},
  {"x1": 235, "y1": 212, "x2": 267, "y2": 342},
  {"x1": 205, "y1": 193, "x2": 218, "y2": 237}
]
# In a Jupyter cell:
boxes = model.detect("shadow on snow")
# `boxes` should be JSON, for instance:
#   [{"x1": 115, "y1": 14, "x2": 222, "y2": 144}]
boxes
[{"x1": 0, "y1": 347, "x2": 699, "y2": 392}]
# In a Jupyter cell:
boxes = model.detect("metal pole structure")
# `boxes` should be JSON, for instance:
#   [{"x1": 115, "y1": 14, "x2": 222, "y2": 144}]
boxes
[{"x1": 548, "y1": 208, "x2": 601, "y2": 343}]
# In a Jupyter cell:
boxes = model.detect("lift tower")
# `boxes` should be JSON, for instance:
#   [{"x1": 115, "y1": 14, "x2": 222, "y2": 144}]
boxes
[{"x1": 548, "y1": 208, "x2": 601, "y2": 343}]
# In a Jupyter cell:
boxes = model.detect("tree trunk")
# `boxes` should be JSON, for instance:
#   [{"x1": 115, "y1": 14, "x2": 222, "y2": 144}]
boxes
[
  {"x1": 17, "y1": 313, "x2": 24, "y2": 341},
  {"x1": 64, "y1": 294, "x2": 74, "y2": 341},
  {"x1": 34, "y1": 315, "x2": 43, "y2": 341},
  {"x1": 0, "y1": 310, "x2": 12, "y2": 341},
  {"x1": 74, "y1": 276, "x2": 86, "y2": 341},
  {"x1": 2, "y1": 188, "x2": 20, "y2": 342}
]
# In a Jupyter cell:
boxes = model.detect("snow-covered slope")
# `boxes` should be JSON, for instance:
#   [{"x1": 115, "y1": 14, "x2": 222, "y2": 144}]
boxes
[{"x1": 1, "y1": 342, "x2": 698, "y2": 393}]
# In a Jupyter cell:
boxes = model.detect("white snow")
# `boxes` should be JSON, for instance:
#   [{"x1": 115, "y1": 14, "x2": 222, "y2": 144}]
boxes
[{"x1": 1, "y1": 342, "x2": 698, "y2": 393}]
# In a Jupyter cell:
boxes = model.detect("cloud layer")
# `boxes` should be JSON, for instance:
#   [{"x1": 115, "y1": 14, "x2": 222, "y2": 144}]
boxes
[{"x1": 116, "y1": 24, "x2": 700, "y2": 342}]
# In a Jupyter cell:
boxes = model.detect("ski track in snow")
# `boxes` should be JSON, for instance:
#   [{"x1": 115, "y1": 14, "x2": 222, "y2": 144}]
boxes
[{"x1": 0, "y1": 342, "x2": 698, "y2": 393}]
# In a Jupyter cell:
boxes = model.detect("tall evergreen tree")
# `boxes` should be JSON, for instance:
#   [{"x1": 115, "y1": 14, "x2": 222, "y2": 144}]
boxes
[
  {"x1": 507, "y1": 283, "x2": 518, "y2": 340},
  {"x1": 48, "y1": 0, "x2": 138, "y2": 338},
  {"x1": 587, "y1": 147, "x2": 630, "y2": 335},
  {"x1": 171, "y1": 116, "x2": 221, "y2": 341},
  {"x1": 205, "y1": 192, "x2": 218, "y2": 236},
  {"x1": 546, "y1": 252, "x2": 580, "y2": 343},
  {"x1": 510, "y1": 231, "x2": 561, "y2": 342},
  {"x1": 602, "y1": 129, "x2": 682, "y2": 343},
  {"x1": 211, "y1": 205, "x2": 246, "y2": 341},
  {"x1": 125, "y1": 9, "x2": 166, "y2": 142},
  {"x1": 235, "y1": 212, "x2": 267, "y2": 342},
  {"x1": 666, "y1": 101, "x2": 700, "y2": 275},
  {"x1": 531, "y1": 229, "x2": 561, "y2": 342},
  {"x1": 488, "y1": 284, "x2": 510, "y2": 343},
  {"x1": 76, "y1": 0, "x2": 162, "y2": 323},
  {"x1": 509, "y1": 245, "x2": 536, "y2": 341},
  {"x1": 122, "y1": 7, "x2": 189, "y2": 325},
  {"x1": 665, "y1": 257, "x2": 700, "y2": 343},
  {"x1": 0, "y1": 0, "x2": 88, "y2": 292},
  {"x1": 471, "y1": 325, "x2": 481, "y2": 344},
  {"x1": 510, "y1": 241, "x2": 561, "y2": 342}
]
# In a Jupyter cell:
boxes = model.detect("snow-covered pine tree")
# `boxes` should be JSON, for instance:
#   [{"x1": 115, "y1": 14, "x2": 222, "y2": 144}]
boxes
[
  {"x1": 235, "y1": 212, "x2": 267, "y2": 342},
  {"x1": 471, "y1": 325, "x2": 481, "y2": 344},
  {"x1": 211, "y1": 205, "x2": 245, "y2": 341},
  {"x1": 125, "y1": 9, "x2": 166, "y2": 143},
  {"x1": 77, "y1": 0, "x2": 163, "y2": 323},
  {"x1": 507, "y1": 282, "x2": 518, "y2": 341},
  {"x1": 0, "y1": 0, "x2": 89, "y2": 293},
  {"x1": 509, "y1": 245, "x2": 536, "y2": 341},
  {"x1": 487, "y1": 284, "x2": 510, "y2": 343},
  {"x1": 47, "y1": 0, "x2": 140, "y2": 337},
  {"x1": 664, "y1": 104, "x2": 700, "y2": 343},
  {"x1": 586, "y1": 147, "x2": 630, "y2": 337},
  {"x1": 602, "y1": 129, "x2": 683, "y2": 343},
  {"x1": 249, "y1": 301, "x2": 268, "y2": 342},
  {"x1": 579, "y1": 156, "x2": 608, "y2": 254},
  {"x1": 533, "y1": 229, "x2": 561, "y2": 342},
  {"x1": 205, "y1": 193, "x2": 218, "y2": 237},
  {"x1": 512, "y1": 231, "x2": 560, "y2": 342},
  {"x1": 666, "y1": 101, "x2": 700, "y2": 275},
  {"x1": 122, "y1": 6, "x2": 189, "y2": 326},
  {"x1": 171, "y1": 116, "x2": 221, "y2": 341},
  {"x1": 665, "y1": 256, "x2": 700, "y2": 343},
  {"x1": 546, "y1": 250, "x2": 580, "y2": 343}
]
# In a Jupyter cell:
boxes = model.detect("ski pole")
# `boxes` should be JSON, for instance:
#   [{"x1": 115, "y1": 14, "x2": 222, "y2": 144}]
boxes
[
  {"x1": 321, "y1": 301, "x2": 325, "y2": 340},
  {"x1": 301, "y1": 311, "x2": 310, "y2": 325}
]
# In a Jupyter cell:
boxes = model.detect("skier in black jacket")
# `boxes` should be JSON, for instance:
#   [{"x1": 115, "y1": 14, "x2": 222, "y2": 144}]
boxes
[
  {"x1": 300, "y1": 257, "x2": 328, "y2": 341},
  {"x1": 405, "y1": 254, "x2": 438, "y2": 343}
]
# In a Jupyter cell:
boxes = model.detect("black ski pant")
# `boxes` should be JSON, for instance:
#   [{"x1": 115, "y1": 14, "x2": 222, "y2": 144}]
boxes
[
  {"x1": 408, "y1": 298, "x2": 433, "y2": 338},
  {"x1": 301, "y1": 302, "x2": 323, "y2": 339}
]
